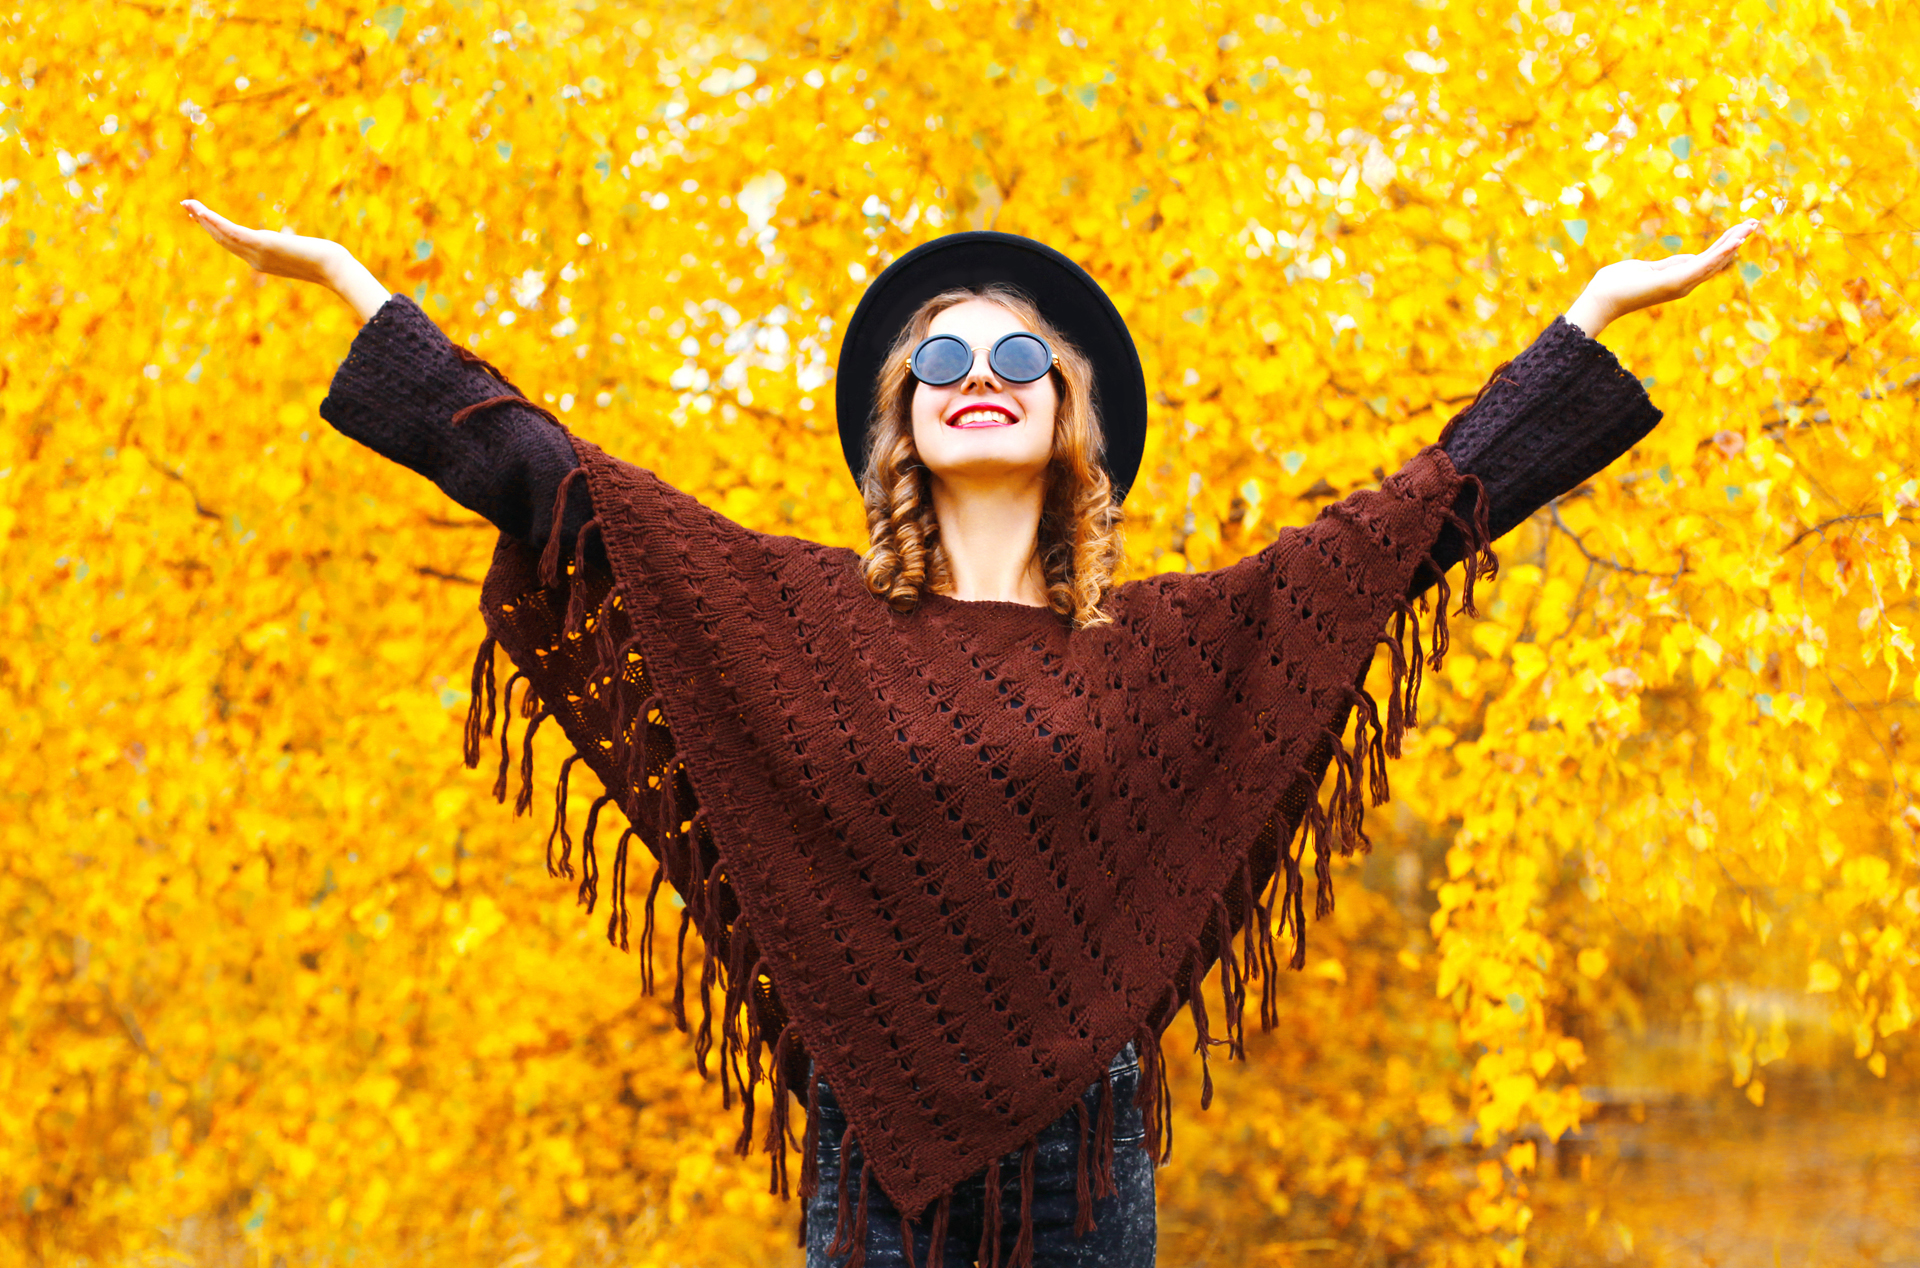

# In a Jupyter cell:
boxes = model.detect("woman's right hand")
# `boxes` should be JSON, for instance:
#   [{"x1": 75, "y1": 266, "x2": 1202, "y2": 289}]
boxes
[
  {"x1": 1564, "y1": 219, "x2": 1763, "y2": 338},
  {"x1": 181, "y1": 199, "x2": 347, "y2": 287},
  {"x1": 183, "y1": 199, "x2": 392, "y2": 323}
]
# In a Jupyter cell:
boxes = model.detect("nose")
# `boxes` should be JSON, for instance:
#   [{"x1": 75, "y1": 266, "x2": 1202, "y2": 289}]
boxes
[{"x1": 959, "y1": 347, "x2": 1002, "y2": 392}]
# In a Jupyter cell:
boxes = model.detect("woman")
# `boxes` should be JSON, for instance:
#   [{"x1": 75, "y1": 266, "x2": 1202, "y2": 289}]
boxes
[{"x1": 185, "y1": 197, "x2": 1758, "y2": 1267}]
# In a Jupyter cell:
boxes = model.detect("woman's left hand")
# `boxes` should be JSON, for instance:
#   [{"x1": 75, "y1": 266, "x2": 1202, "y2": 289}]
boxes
[{"x1": 1565, "y1": 219, "x2": 1763, "y2": 337}]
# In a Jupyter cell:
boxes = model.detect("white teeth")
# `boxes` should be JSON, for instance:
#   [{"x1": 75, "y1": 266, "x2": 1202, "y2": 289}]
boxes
[{"x1": 950, "y1": 409, "x2": 1013, "y2": 426}]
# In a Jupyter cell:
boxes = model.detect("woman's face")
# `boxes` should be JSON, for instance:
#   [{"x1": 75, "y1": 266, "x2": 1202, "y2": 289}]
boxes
[{"x1": 908, "y1": 299, "x2": 1058, "y2": 489}]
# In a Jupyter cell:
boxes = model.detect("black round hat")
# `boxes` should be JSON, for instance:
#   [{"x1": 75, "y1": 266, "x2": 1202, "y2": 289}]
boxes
[{"x1": 835, "y1": 231, "x2": 1149, "y2": 503}]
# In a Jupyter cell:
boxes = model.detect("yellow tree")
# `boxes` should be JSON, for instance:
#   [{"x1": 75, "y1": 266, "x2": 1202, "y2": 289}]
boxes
[{"x1": 2, "y1": 0, "x2": 1913, "y2": 1263}]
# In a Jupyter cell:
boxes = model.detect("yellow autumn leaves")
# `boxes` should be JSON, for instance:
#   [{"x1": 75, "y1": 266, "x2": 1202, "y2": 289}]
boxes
[{"x1": 4, "y1": 0, "x2": 1916, "y2": 1262}]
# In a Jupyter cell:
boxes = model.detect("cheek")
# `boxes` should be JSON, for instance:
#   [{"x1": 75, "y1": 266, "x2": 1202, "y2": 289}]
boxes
[
  {"x1": 1022, "y1": 387, "x2": 1060, "y2": 447},
  {"x1": 910, "y1": 383, "x2": 943, "y2": 443}
]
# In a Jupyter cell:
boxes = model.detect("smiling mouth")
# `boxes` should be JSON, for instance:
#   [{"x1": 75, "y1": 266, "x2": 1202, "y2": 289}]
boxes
[{"x1": 947, "y1": 406, "x2": 1018, "y2": 428}]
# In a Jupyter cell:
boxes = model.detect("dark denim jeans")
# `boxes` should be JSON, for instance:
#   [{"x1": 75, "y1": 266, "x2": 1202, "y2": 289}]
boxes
[{"x1": 804, "y1": 1045, "x2": 1156, "y2": 1267}]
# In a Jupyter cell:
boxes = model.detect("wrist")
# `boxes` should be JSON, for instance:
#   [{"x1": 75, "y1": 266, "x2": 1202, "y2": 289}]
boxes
[
  {"x1": 316, "y1": 242, "x2": 357, "y2": 288},
  {"x1": 323, "y1": 251, "x2": 392, "y2": 326},
  {"x1": 1564, "y1": 290, "x2": 1616, "y2": 339}
]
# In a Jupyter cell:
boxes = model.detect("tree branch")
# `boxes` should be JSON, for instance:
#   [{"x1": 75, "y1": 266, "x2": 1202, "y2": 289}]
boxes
[
  {"x1": 1780, "y1": 512, "x2": 1914, "y2": 553},
  {"x1": 153, "y1": 460, "x2": 223, "y2": 522},
  {"x1": 1549, "y1": 505, "x2": 1689, "y2": 579}
]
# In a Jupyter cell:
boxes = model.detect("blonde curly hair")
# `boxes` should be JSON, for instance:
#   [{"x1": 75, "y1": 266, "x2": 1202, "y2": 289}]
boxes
[{"x1": 857, "y1": 284, "x2": 1126, "y2": 630}]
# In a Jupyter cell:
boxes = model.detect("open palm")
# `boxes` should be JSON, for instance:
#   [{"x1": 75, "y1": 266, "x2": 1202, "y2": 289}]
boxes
[
  {"x1": 1588, "y1": 220, "x2": 1761, "y2": 321},
  {"x1": 181, "y1": 199, "x2": 345, "y2": 286}
]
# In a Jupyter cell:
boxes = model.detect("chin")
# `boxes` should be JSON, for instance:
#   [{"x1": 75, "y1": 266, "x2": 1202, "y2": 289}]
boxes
[{"x1": 927, "y1": 457, "x2": 1051, "y2": 487}]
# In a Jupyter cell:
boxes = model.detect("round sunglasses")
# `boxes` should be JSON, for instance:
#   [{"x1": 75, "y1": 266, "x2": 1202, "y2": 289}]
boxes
[{"x1": 909, "y1": 331, "x2": 1059, "y2": 387}]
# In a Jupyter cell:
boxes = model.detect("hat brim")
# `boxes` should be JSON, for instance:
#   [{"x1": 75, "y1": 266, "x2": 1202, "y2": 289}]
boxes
[{"x1": 835, "y1": 231, "x2": 1148, "y2": 503}]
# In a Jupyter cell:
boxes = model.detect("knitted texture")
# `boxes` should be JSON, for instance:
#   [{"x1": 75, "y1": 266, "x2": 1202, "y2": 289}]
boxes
[
  {"x1": 1434, "y1": 315, "x2": 1665, "y2": 542},
  {"x1": 467, "y1": 431, "x2": 1495, "y2": 1246},
  {"x1": 318, "y1": 295, "x2": 1664, "y2": 1262}
]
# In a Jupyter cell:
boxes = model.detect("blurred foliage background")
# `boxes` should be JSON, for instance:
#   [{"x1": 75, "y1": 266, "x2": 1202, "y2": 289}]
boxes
[{"x1": 3, "y1": 0, "x2": 1917, "y2": 1263}]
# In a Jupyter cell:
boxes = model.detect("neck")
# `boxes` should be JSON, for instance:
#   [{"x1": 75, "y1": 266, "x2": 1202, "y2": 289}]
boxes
[{"x1": 928, "y1": 473, "x2": 1049, "y2": 606}]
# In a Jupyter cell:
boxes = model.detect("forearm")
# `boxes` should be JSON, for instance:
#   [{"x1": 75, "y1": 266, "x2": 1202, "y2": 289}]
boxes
[
  {"x1": 1422, "y1": 316, "x2": 1662, "y2": 582},
  {"x1": 317, "y1": 294, "x2": 599, "y2": 562},
  {"x1": 322, "y1": 250, "x2": 392, "y2": 326},
  {"x1": 1562, "y1": 288, "x2": 1616, "y2": 339}
]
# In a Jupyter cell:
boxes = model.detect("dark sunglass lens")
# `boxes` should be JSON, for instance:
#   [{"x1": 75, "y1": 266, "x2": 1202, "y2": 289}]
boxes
[
  {"x1": 912, "y1": 335, "x2": 972, "y2": 385},
  {"x1": 993, "y1": 334, "x2": 1052, "y2": 383}
]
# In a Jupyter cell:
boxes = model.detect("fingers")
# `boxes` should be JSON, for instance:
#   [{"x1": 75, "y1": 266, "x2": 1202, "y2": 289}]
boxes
[
  {"x1": 1709, "y1": 218, "x2": 1762, "y2": 255},
  {"x1": 1649, "y1": 221, "x2": 1759, "y2": 271},
  {"x1": 1716, "y1": 219, "x2": 1760, "y2": 269},
  {"x1": 183, "y1": 200, "x2": 270, "y2": 247},
  {"x1": 182, "y1": 200, "x2": 244, "y2": 246},
  {"x1": 1670, "y1": 220, "x2": 1760, "y2": 292},
  {"x1": 181, "y1": 199, "x2": 234, "y2": 232},
  {"x1": 1700, "y1": 219, "x2": 1760, "y2": 273},
  {"x1": 183, "y1": 200, "x2": 277, "y2": 272}
]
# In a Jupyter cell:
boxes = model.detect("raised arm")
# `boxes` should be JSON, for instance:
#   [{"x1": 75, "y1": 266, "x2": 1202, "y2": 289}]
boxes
[
  {"x1": 1426, "y1": 218, "x2": 1762, "y2": 580},
  {"x1": 315, "y1": 293, "x2": 595, "y2": 558},
  {"x1": 1425, "y1": 315, "x2": 1661, "y2": 575},
  {"x1": 182, "y1": 199, "x2": 595, "y2": 563}
]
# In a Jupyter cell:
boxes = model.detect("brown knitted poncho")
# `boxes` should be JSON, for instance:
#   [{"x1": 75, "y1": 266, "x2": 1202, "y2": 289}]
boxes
[{"x1": 464, "y1": 429, "x2": 1495, "y2": 1242}]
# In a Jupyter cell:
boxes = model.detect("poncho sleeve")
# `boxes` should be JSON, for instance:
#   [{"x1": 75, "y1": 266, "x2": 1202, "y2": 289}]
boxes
[
  {"x1": 1096, "y1": 317, "x2": 1660, "y2": 978},
  {"x1": 1431, "y1": 314, "x2": 1663, "y2": 571},
  {"x1": 316, "y1": 292, "x2": 603, "y2": 567}
]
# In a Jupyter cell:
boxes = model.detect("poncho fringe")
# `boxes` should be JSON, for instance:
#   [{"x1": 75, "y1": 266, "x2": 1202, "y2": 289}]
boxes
[{"x1": 460, "y1": 431, "x2": 1493, "y2": 1262}]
